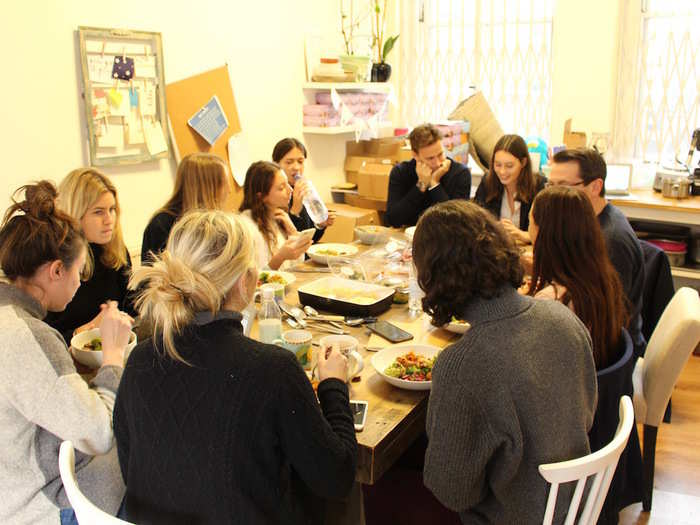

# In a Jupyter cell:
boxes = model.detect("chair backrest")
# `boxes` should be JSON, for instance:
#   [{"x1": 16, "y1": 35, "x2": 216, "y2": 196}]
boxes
[
  {"x1": 539, "y1": 396, "x2": 634, "y2": 525},
  {"x1": 640, "y1": 287, "x2": 700, "y2": 426},
  {"x1": 58, "y1": 441, "x2": 133, "y2": 525}
]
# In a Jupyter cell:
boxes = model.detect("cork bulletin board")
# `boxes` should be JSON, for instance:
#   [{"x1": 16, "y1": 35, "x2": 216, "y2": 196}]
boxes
[
  {"x1": 165, "y1": 64, "x2": 243, "y2": 209},
  {"x1": 78, "y1": 26, "x2": 171, "y2": 166}
]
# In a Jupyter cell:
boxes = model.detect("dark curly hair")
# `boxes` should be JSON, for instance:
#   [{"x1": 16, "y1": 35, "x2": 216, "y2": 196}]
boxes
[{"x1": 412, "y1": 200, "x2": 523, "y2": 327}]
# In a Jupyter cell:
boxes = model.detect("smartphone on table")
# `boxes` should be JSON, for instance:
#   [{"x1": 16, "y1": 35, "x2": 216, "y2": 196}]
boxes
[
  {"x1": 350, "y1": 400, "x2": 368, "y2": 431},
  {"x1": 366, "y1": 320, "x2": 414, "y2": 343}
]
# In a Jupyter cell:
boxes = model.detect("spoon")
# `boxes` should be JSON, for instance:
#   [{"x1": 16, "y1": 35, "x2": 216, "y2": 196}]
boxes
[
  {"x1": 286, "y1": 317, "x2": 300, "y2": 329},
  {"x1": 278, "y1": 301, "x2": 307, "y2": 327}
]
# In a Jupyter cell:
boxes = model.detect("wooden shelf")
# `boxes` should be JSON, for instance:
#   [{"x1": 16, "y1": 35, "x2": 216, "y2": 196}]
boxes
[
  {"x1": 302, "y1": 122, "x2": 393, "y2": 135},
  {"x1": 671, "y1": 265, "x2": 700, "y2": 280},
  {"x1": 302, "y1": 82, "x2": 393, "y2": 92}
]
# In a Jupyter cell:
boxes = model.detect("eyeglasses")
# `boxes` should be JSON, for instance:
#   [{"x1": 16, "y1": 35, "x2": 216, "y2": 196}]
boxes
[{"x1": 545, "y1": 180, "x2": 586, "y2": 189}]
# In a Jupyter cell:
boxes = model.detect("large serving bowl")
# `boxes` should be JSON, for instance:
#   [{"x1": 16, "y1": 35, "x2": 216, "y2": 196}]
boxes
[
  {"x1": 354, "y1": 225, "x2": 390, "y2": 245},
  {"x1": 70, "y1": 327, "x2": 137, "y2": 368},
  {"x1": 371, "y1": 343, "x2": 441, "y2": 391}
]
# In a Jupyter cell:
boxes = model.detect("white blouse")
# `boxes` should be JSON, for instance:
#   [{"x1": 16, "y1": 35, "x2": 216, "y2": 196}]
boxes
[
  {"x1": 499, "y1": 192, "x2": 521, "y2": 226},
  {"x1": 240, "y1": 210, "x2": 303, "y2": 270}
]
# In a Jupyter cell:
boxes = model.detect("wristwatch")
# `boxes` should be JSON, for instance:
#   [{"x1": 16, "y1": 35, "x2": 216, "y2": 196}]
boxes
[{"x1": 416, "y1": 181, "x2": 428, "y2": 192}]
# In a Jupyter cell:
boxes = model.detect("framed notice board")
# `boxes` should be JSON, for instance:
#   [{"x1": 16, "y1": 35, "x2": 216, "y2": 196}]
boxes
[{"x1": 78, "y1": 26, "x2": 171, "y2": 166}]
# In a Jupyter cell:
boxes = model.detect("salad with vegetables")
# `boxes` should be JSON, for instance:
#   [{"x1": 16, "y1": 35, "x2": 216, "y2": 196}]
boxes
[{"x1": 384, "y1": 351, "x2": 436, "y2": 382}]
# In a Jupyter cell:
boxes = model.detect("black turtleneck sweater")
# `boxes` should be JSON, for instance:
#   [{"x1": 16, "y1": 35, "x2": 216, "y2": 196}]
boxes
[
  {"x1": 113, "y1": 311, "x2": 358, "y2": 525},
  {"x1": 45, "y1": 243, "x2": 135, "y2": 343}
]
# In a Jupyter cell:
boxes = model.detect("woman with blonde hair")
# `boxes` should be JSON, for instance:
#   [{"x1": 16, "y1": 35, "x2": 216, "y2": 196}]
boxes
[
  {"x1": 115, "y1": 210, "x2": 357, "y2": 524},
  {"x1": 46, "y1": 167, "x2": 135, "y2": 343},
  {"x1": 239, "y1": 160, "x2": 312, "y2": 270},
  {"x1": 141, "y1": 152, "x2": 231, "y2": 264},
  {"x1": 0, "y1": 181, "x2": 132, "y2": 524}
]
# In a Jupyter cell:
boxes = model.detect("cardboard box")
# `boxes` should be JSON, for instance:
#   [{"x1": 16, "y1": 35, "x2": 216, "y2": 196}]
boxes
[
  {"x1": 357, "y1": 161, "x2": 393, "y2": 201},
  {"x1": 563, "y1": 119, "x2": 587, "y2": 149},
  {"x1": 321, "y1": 203, "x2": 382, "y2": 244},
  {"x1": 344, "y1": 155, "x2": 376, "y2": 183},
  {"x1": 344, "y1": 193, "x2": 387, "y2": 212}
]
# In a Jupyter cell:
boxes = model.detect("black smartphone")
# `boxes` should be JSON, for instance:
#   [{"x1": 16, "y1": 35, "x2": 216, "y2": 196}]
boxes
[{"x1": 366, "y1": 320, "x2": 414, "y2": 343}]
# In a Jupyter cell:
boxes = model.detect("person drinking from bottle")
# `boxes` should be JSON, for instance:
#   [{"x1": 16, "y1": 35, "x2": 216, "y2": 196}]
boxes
[{"x1": 272, "y1": 137, "x2": 335, "y2": 242}]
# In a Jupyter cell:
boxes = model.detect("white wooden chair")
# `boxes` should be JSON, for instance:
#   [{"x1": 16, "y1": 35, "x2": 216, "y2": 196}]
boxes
[
  {"x1": 539, "y1": 396, "x2": 634, "y2": 525},
  {"x1": 631, "y1": 286, "x2": 700, "y2": 510},
  {"x1": 58, "y1": 441, "x2": 133, "y2": 525}
]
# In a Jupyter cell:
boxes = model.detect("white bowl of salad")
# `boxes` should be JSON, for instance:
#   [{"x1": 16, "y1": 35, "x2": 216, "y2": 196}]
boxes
[{"x1": 371, "y1": 344, "x2": 441, "y2": 390}]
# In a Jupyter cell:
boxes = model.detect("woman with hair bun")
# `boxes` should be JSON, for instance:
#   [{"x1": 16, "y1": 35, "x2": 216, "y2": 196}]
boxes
[
  {"x1": 0, "y1": 181, "x2": 133, "y2": 524},
  {"x1": 115, "y1": 210, "x2": 357, "y2": 524},
  {"x1": 141, "y1": 152, "x2": 232, "y2": 264},
  {"x1": 45, "y1": 168, "x2": 136, "y2": 343}
]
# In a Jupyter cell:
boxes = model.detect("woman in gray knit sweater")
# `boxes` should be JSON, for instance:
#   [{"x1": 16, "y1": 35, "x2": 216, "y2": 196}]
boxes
[
  {"x1": 412, "y1": 200, "x2": 597, "y2": 524},
  {"x1": 0, "y1": 182, "x2": 132, "y2": 524}
]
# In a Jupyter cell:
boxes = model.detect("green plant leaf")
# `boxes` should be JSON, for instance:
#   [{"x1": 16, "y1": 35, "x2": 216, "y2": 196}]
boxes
[{"x1": 382, "y1": 34, "x2": 399, "y2": 62}]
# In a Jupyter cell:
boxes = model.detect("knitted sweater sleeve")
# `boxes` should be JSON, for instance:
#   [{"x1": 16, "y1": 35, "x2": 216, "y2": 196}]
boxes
[
  {"x1": 423, "y1": 357, "x2": 522, "y2": 512},
  {"x1": 274, "y1": 355, "x2": 358, "y2": 500}
]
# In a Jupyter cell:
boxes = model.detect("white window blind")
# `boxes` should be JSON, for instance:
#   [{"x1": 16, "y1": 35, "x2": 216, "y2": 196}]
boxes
[
  {"x1": 399, "y1": 0, "x2": 554, "y2": 140},
  {"x1": 613, "y1": 0, "x2": 700, "y2": 163}
]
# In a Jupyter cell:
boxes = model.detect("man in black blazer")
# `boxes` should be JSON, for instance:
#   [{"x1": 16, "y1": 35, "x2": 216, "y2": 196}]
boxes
[{"x1": 385, "y1": 124, "x2": 471, "y2": 227}]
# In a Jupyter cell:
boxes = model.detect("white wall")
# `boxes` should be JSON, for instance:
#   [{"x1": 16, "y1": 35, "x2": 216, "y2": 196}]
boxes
[
  {"x1": 1, "y1": 0, "x2": 348, "y2": 252},
  {"x1": 550, "y1": 0, "x2": 622, "y2": 146}
]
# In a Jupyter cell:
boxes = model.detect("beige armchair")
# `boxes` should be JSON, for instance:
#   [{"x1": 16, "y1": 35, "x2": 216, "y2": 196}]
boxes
[{"x1": 632, "y1": 287, "x2": 700, "y2": 511}]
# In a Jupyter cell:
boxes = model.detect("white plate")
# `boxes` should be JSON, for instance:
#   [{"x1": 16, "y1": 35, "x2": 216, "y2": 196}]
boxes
[
  {"x1": 371, "y1": 344, "x2": 441, "y2": 391},
  {"x1": 444, "y1": 319, "x2": 470, "y2": 334},
  {"x1": 70, "y1": 327, "x2": 137, "y2": 368},
  {"x1": 307, "y1": 243, "x2": 359, "y2": 265},
  {"x1": 256, "y1": 270, "x2": 296, "y2": 289},
  {"x1": 404, "y1": 226, "x2": 416, "y2": 240}
]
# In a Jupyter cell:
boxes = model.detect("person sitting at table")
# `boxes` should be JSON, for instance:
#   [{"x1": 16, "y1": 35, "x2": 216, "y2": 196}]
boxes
[
  {"x1": 141, "y1": 152, "x2": 232, "y2": 265},
  {"x1": 45, "y1": 168, "x2": 136, "y2": 343},
  {"x1": 526, "y1": 186, "x2": 628, "y2": 369},
  {"x1": 385, "y1": 123, "x2": 471, "y2": 227},
  {"x1": 548, "y1": 148, "x2": 645, "y2": 356},
  {"x1": 239, "y1": 160, "x2": 312, "y2": 270},
  {"x1": 272, "y1": 137, "x2": 336, "y2": 242},
  {"x1": 116, "y1": 209, "x2": 357, "y2": 524},
  {"x1": 473, "y1": 133, "x2": 546, "y2": 245},
  {"x1": 0, "y1": 181, "x2": 133, "y2": 524},
  {"x1": 413, "y1": 200, "x2": 597, "y2": 524}
]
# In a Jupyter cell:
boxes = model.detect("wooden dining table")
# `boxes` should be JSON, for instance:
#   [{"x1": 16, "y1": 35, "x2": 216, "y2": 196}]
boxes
[{"x1": 249, "y1": 249, "x2": 459, "y2": 487}]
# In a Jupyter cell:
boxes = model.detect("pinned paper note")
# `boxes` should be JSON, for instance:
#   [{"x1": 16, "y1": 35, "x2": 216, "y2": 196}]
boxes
[
  {"x1": 92, "y1": 89, "x2": 109, "y2": 119},
  {"x1": 125, "y1": 114, "x2": 144, "y2": 144},
  {"x1": 108, "y1": 89, "x2": 131, "y2": 117},
  {"x1": 187, "y1": 95, "x2": 229, "y2": 146},
  {"x1": 227, "y1": 133, "x2": 252, "y2": 187},
  {"x1": 111, "y1": 56, "x2": 134, "y2": 80},
  {"x1": 144, "y1": 120, "x2": 168, "y2": 155},
  {"x1": 140, "y1": 84, "x2": 156, "y2": 116},
  {"x1": 134, "y1": 55, "x2": 156, "y2": 78},
  {"x1": 128, "y1": 88, "x2": 139, "y2": 108},
  {"x1": 87, "y1": 55, "x2": 114, "y2": 84},
  {"x1": 97, "y1": 123, "x2": 124, "y2": 149},
  {"x1": 107, "y1": 88, "x2": 123, "y2": 108}
]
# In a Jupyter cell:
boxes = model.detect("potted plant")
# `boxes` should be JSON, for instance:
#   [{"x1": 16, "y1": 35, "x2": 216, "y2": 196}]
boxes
[{"x1": 371, "y1": 0, "x2": 399, "y2": 82}]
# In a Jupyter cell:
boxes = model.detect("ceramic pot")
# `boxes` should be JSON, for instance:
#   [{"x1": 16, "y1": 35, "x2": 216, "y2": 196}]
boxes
[{"x1": 371, "y1": 62, "x2": 392, "y2": 82}]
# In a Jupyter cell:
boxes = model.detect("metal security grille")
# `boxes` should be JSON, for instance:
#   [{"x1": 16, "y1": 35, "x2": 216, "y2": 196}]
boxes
[
  {"x1": 399, "y1": 0, "x2": 554, "y2": 139},
  {"x1": 614, "y1": 0, "x2": 700, "y2": 163}
]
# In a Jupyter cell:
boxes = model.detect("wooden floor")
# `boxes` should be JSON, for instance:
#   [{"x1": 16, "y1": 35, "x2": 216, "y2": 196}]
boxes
[{"x1": 619, "y1": 354, "x2": 700, "y2": 524}]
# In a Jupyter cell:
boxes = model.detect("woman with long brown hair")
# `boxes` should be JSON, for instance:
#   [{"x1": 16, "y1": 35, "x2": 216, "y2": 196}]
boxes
[
  {"x1": 527, "y1": 186, "x2": 629, "y2": 369},
  {"x1": 239, "y1": 161, "x2": 311, "y2": 270},
  {"x1": 141, "y1": 153, "x2": 232, "y2": 264},
  {"x1": 474, "y1": 134, "x2": 546, "y2": 245}
]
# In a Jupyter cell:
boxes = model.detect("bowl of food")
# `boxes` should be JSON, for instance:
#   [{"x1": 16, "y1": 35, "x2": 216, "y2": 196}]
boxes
[
  {"x1": 70, "y1": 327, "x2": 138, "y2": 368},
  {"x1": 444, "y1": 317, "x2": 470, "y2": 334},
  {"x1": 354, "y1": 225, "x2": 390, "y2": 245},
  {"x1": 256, "y1": 270, "x2": 296, "y2": 299},
  {"x1": 371, "y1": 344, "x2": 441, "y2": 390},
  {"x1": 306, "y1": 243, "x2": 359, "y2": 265}
]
